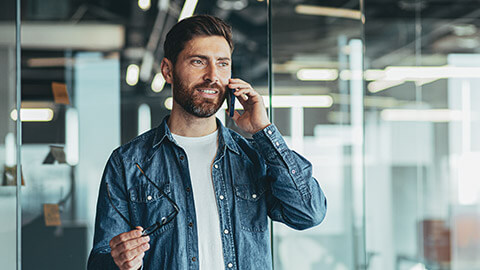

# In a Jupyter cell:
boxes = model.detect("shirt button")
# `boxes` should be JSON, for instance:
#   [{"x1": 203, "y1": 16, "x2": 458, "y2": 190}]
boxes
[
  {"x1": 219, "y1": 195, "x2": 224, "y2": 200},
  {"x1": 227, "y1": 263, "x2": 233, "y2": 268},
  {"x1": 252, "y1": 194, "x2": 257, "y2": 199},
  {"x1": 180, "y1": 155, "x2": 185, "y2": 160},
  {"x1": 224, "y1": 229, "x2": 229, "y2": 234},
  {"x1": 189, "y1": 222, "x2": 193, "y2": 227},
  {"x1": 267, "y1": 130, "x2": 272, "y2": 135},
  {"x1": 292, "y1": 169, "x2": 296, "y2": 174},
  {"x1": 214, "y1": 164, "x2": 219, "y2": 169},
  {"x1": 192, "y1": 257, "x2": 196, "y2": 262},
  {"x1": 186, "y1": 187, "x2": 191, "y2": 192},
  {"x1": 275, "y1": 142, "x2": 280, "y2": 147},
  {"x1": 147, "y1": 195, "x2": 152, "y2": 201}
]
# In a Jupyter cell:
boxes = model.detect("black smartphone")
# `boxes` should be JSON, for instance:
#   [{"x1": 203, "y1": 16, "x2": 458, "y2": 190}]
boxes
[{"x1": 226, "y1": 87, "x2": 236, "y2": 117}]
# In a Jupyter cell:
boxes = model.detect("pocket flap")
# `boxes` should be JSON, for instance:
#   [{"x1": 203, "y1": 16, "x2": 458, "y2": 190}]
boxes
[
  {"x1": 129, "y1": 183, "x2": 170, "y2": 203},
  {"x1": 234, "y1": 183, "x2": 266, "y2": 201}
]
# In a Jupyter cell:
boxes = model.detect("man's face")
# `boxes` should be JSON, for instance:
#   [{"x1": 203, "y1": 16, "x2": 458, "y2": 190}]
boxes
[{"x1": 170, "y1": 36, "x2": 232, "y2": 118}]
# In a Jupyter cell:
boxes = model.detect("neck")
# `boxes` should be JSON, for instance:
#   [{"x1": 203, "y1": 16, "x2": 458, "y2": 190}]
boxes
[{"x1": 168, "y1": 102, "x2": 218, "y2": 137}]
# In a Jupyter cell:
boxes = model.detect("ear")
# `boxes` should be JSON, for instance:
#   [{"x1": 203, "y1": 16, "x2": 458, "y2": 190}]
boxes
[{"x1": 161, "y1": 58, "x2": 174, "y2": 84}]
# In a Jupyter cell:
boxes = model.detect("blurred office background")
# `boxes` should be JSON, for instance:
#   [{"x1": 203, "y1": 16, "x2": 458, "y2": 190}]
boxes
[{"x1": 1, "y1": 0, "x2": 480, "y2": 269}]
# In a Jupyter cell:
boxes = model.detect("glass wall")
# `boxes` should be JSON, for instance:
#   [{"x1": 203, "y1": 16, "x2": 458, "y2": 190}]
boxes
[
  {"x1": 5, "y1": 0, "x2": 480, "y2": 269},
  {"x1": 0, "y1": 0, "x2": 19, "y2": 269},
  {"x1": 269, "y1": 1, "x2": 366, "y2": 269},
  {"x1": 364, "y1": 1, "x2": 480, "y2": 270}
]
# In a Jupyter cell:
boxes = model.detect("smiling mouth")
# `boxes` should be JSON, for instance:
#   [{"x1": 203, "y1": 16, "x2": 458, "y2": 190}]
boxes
[{"x1": 197, "y1": 89, "x2": 218, "y2": 94}]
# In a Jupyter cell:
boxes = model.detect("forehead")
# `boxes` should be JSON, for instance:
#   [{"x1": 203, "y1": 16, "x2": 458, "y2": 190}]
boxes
[{"x1": 180, "y1": 36, "x2": 231, "y2": 58}]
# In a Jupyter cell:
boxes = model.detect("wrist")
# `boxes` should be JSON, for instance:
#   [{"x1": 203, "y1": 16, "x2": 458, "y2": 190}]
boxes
[{"x1": 252, "y1": 122, "x2": 272, "y2": 134}]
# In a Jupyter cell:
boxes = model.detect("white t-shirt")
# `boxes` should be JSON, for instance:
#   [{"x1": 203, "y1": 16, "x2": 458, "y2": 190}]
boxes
[{"x1": 172, "y1": 130, "x2": 224, "y2": 270}]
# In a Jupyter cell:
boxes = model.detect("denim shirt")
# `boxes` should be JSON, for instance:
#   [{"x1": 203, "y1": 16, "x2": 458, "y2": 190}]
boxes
[{"x1": 88, "y1": 116, "x2": 327, "y2": 270}]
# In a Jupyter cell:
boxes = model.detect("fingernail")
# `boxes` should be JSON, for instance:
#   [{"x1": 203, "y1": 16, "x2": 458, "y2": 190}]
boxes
[
  {"x1": 145, "y1": 236, "x2": 150, "y2": 241},
  {"x1": 144, "y1": 243, "x2": 150, "y2": 249}
]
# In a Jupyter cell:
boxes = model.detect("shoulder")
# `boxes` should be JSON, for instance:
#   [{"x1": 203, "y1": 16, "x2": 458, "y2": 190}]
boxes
[{"x1": 111, "y1": 128, "x2": 158, "y2": 161}]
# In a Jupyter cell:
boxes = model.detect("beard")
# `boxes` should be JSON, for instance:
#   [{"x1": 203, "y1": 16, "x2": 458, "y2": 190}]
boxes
[{"x1": 172, "y1": 70, "x2": 227, "y2": 118}]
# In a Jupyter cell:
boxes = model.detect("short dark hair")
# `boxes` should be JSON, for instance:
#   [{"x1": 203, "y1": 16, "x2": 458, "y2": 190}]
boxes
[{"x1": 163, "y1": 15, "x2": 234, "y2": 65}]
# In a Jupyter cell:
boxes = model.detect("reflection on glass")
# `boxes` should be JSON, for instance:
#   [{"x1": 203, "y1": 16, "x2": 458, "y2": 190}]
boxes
[{"x1": 270, "y1": 1, "x2": 365, "y2": 269}]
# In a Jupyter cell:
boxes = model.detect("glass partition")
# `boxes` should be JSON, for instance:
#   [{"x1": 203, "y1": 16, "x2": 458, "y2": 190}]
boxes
[
  {"x1": 364, "y1": 1, "x2": 480, "y2": 269},
  {"x1": 0, "y1": 0, "x2": 20, "y2": 268},
  {"x1": 269, "y1": 1, "x2": 366, "y2": 269},
  {"x1": 16, "y1": 0, "x2": 269, "y2": 269}
]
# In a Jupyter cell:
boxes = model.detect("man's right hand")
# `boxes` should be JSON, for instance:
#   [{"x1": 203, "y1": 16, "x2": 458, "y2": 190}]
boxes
[{"x1": 109, "y1": 226, "x2": 150, "y2": 270}]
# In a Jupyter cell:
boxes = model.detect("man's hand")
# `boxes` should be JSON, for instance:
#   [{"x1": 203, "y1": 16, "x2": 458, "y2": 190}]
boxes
[
  {"x1": 110, "y1": 226, "x2": 150, "y2": 270},
  {"x1": 228, "y1": 78, "x2": 271, "y2": 134}
]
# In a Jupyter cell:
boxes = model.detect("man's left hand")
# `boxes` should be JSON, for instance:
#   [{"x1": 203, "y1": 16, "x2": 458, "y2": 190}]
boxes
[{"x1": 228, "y1": 78, "x2": 271, "y2": 134}]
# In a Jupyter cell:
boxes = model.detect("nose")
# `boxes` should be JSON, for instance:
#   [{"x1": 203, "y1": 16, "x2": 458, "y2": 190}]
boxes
[{"x1": 203, "y1": 63, "x2": 219, "y2": 84}]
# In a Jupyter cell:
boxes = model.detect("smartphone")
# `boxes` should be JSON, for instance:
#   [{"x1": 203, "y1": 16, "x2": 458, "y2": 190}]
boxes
[{"x1": 226, "y1": 87, "x2": 236, "y2": 117}]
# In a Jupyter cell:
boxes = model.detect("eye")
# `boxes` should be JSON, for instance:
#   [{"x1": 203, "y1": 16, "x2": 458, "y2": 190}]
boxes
[
  {"x1": 191, "y1": 59, "x2": 204, "y2": 65},
  {"x1": 218, "y1": 62, "x2": 230, "y2": 67}
]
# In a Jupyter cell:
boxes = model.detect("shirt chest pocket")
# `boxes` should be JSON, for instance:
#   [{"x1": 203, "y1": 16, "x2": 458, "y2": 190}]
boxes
[
  {"x1": 234, "y1": 183, "x2": 268, "y2": 232},
  {"x1": 128, "y1": 183, "x2": 176, "y2": 235}
]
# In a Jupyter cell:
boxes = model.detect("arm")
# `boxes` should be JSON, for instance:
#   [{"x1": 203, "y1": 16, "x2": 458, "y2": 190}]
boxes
[
  {"x1": 88, "y1": 151, "x2": 150, "y2": 270},
  {"x1": 252, "y1": 124, "x2": 327, "y2": 230},
  {"x1": 228, "y1": 78, "x2": 327, "y2": 230}
]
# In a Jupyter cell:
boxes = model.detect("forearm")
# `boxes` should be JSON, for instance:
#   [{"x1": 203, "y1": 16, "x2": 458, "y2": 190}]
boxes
[{"x1": 252, "y1": 124, "x2": 327, "y2": 230}]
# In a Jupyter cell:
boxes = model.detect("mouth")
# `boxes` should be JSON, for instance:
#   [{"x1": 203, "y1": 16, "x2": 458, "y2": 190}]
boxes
[{"x1": 196, "y1": 88, "x2": 219, "y2": 98}]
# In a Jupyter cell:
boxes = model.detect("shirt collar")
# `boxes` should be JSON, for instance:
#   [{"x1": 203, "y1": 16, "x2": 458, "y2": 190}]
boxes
[{"x1": 153, "y1": 115, "x2": 240, "y2": 155}]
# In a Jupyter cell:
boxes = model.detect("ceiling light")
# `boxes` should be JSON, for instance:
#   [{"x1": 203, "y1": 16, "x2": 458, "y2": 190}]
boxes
[
  {"x1": 151, "y1": 73, "x2": 166, "y2": 93},
  {"x1": 10, "y1": 108, "x2": 54, "y2": 122},
  {"x1": 126, "y1": 64, "x2": 140, "y2": 86},
  {"x1": 138, "y1": 0, "x2": 151, "y2": 11},
  {"x1": 179, "y1": 0, "x2": 199, "y2": 21},
  {"x1": 297, "y1": 69, "x2": 338, "y2": 81},
  {"x1": 164, "y1": 97, "x2": 173, "y2": 110},
  {"x1": 295, "y1": 5, "x2": 361, "y2": 20},
  {"x1": 368, "y1": 80, "x2": 405, "y2": 93},
  {"x1": 380, "y1": 109, "x2": 463, "y2": 122}
]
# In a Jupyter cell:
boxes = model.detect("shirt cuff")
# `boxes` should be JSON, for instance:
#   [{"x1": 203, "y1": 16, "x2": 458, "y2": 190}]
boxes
[{"x1": 252, "y1": 124, "x2": 288, "y2": 162}]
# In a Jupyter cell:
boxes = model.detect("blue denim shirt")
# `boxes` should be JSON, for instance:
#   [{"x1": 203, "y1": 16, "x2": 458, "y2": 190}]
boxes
[{"x1": 88, "y1": 116, "x2": 327, "y2": 270}]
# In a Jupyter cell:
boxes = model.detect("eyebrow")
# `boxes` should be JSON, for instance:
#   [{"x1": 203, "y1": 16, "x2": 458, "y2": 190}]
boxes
[{"x1": 188, "y1": 55, "x2": 231, "y2": 61}]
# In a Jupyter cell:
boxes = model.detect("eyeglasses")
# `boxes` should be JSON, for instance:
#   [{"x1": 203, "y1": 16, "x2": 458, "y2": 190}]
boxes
[{"x1": 106, "y1": 163, "x2": 180, "y2": 236}]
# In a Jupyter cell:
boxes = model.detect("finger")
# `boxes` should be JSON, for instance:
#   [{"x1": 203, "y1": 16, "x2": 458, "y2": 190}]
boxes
[
  {"x1": 117, "y1": 242, "x2": 150, "y2": 267},
  {"x1": 111, "y1": 235, "x2": 150, "y2": 258},
  {"x1": 110, "y1": 227, "x2": 144, "y2": 248},
  {"x1": 228, "y1": 83, "x2": 251, "y2": 90},
  {"x1": 229, "y1": 78, "x2": 249, "y2": 84},
  {"x1": 120, "y1": 252, "x2": 145, "y2": 270}
]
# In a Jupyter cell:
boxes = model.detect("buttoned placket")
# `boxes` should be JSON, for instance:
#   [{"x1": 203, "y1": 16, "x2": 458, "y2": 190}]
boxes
[
  {"x1": 177, "y1": 147, "x2": 199, "y2": 269},
  {"x1": 212, "y1": 158, "x2": 237, "y2": 270}
]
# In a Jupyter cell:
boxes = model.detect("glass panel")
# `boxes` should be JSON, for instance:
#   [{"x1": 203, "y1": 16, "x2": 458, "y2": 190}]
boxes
[
  {"x1": 364, "y1": 1, "x2": 480, "y2": 269},
  {"x1": 269, "y1": 1, "x2": 365, "y2": 269},
  {"x1": 18, "y1": 1, "x2": 268, "y2": 269},
  {"x1": 0, "y1": 0, "x2": 19, "y2": 269}
]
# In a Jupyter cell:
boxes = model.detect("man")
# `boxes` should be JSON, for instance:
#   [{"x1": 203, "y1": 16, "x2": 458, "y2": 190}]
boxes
[{"x1": 88, "y1": 15, "x2": 326, "y2": 270}]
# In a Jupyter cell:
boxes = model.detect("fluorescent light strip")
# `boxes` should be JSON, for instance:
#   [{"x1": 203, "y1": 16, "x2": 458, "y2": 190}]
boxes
[
  {"x1": 138, "y1": 104, "x2": 152, "y2": 135},
  {"x1": 10, "y1": 108, "x2": 54, "y2": 122},
  {"x1": 178, "y1": 0, "x2": 199, "y2": 21},
  {"x1": 65, "y1": 108, "x2": 79, "y2": 165},
  {"x1": 381, "y1": 109, "x2": 463, "y2": 122},
  {"x1": 295, "y1": 5, "x2": 361, "y2": 20},
  {"x1": 297, "y1": 69, "x2": 338, "y2": 81}
]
